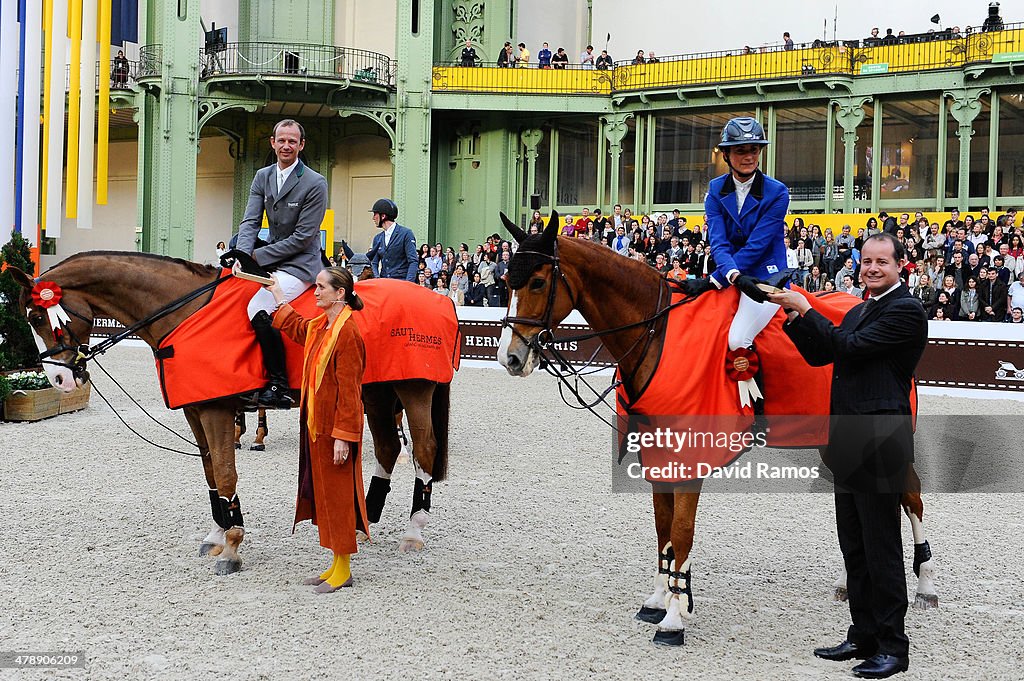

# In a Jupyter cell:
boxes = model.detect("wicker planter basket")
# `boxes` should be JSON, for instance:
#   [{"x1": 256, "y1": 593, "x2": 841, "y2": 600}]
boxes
[{"x1": 3, "y1": 382, "x2": 91, "y2": 421}]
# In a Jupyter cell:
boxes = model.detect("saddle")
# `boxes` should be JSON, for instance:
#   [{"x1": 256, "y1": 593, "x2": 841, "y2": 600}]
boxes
[{"x1": 154, "y1": 274, "x2": 460, "y2": 409}]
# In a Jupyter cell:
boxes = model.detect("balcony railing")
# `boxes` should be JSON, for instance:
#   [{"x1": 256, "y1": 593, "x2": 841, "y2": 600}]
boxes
[
  {"x1": 432, "y1": 22, "x2": 1024, "y2": 95},
  {"x1": 198, "y1": 42, "x2": 394, "y2": 86},
  {"x1": 431, "y1": 62, "x2": 615, "y2": 95}
]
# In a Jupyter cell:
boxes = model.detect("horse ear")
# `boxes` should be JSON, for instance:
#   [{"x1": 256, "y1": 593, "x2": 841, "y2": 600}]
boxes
[
  {"x1": 3, "y1": 266, "x2": 34, "y2": 289},
  {"x1": 500, "y1": 212, "x2": 528, "y2": 244},
  {"x1": 542, "y1": 210, "x2": 560, "y2": 243}
]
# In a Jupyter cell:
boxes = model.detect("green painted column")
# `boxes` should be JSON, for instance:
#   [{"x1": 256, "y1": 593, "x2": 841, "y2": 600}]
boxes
[
  {"x1": 601, "y1": 113, "x2": 632, "y2": 207},
  {"x1": 988, "y1": 94, "x2": 1000, "y2": 207},
  {"x1": 946, "y1": 88, "x2": 990, "y2": 211},
  {"x1": 394, "y1": 0, "x2": 434, "y2": 242},
  {"x1": 521, "y1": 128, "x2": 543, "y2": 206},
  {"x1": 833, "y1": 97, "x2": 871, "y2": 215},
  {"x1": 137, "y1": 0, "x2": 201, "y2": 258},
  {"x1": 870, "y1": 102, "x2": 882, "y2": 214},
  {"x1": 936, "y1": 96, "x2": 947, "y2": 210}
]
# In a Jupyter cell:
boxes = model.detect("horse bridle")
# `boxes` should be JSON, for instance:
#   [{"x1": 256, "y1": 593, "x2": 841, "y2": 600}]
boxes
[
  {"x1": 29, "y1": 273, "x2": 232, "y2": 383},
  {"x1": 500, "y1": 237, "x2": 696, "y2": 424}
]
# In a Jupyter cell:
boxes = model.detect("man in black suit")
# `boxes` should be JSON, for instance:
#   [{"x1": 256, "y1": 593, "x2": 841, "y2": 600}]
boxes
[{"x1": 769, "y1": 233, "x2": 927, "y2": 679}]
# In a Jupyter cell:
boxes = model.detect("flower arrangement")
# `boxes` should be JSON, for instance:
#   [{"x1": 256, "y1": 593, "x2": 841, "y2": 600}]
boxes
[{"x1": 5, "y1": 370, "x2": 51, "y2": 391}]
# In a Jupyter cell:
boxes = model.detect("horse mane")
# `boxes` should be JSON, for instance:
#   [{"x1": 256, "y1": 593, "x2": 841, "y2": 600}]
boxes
[{"x1": 46, "y1": 251, "x2": 219, "y2": 278}]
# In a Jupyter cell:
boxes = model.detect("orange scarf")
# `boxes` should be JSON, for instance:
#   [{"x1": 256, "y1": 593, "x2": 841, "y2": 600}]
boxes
[{"x1": 302, "y1": 306, "x2": 352, "y2": 441}]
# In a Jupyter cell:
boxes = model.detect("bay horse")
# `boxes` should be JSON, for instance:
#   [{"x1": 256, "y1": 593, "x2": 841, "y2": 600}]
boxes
[
  {"x1": 495, "y1": 212, "x2": 937, "y2": 645},
  {"x1": 7, "y1": 251, "x2": 450, "y2": 575}
]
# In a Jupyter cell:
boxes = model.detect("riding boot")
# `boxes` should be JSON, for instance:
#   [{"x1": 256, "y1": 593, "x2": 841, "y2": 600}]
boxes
[{"x1": 251, "y1": 310, "x2": 294, "y2": 409}]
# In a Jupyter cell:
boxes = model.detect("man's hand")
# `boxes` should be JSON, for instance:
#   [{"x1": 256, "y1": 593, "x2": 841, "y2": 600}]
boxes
[
  {"x1": 264, "y1": 274, "x2": 284, "y2": 306},
  {"x1": 333, "y1": 439, "x2": 351, "y2": 465},
  {"x1": 734, "y1": 274, "x2": 770, "y2": 303},
  {"x1": 767, "y1": 289, "x2": 812, "y2": 315}
]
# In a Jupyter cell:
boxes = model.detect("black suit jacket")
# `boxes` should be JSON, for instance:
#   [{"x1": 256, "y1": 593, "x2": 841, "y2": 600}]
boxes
[{"x1": 783, "y1": 285, "x2": 928, "y2": 491}]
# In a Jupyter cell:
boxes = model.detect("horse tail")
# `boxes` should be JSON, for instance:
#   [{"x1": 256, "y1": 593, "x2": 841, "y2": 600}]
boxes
[{"x1": 430, "y1": 381, "x2": 451, "y2": 482}]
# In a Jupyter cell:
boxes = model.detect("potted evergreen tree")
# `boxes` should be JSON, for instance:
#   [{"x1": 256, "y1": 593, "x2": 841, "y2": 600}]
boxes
[{"x1": 0, "y1": 231, "x2": 91, "y2": 420}]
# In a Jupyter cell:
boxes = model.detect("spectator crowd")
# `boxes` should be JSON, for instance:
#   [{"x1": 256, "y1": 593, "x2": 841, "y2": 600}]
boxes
[{"x1": 350, "y1": 205, "x2": 1024, "y2": 323}]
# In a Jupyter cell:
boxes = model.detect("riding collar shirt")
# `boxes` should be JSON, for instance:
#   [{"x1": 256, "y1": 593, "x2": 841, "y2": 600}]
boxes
[
  {"x1": 733, "y1": 174, "x2": 755, "y2": 213},
  {"x1": 276, "y1": 161, "x2": 297, "y2": 192},
  {"x1": 382, "y1": 223, "x2": 397, "y2": 248}
]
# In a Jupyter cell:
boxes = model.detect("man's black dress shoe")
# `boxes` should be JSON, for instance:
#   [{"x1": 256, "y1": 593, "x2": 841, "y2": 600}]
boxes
[
  {"x1": 813, "y1": 640, "x2": 875, "y2": 662},
  {"x1": 852, "y1": 653, "x2": 909, "y2": 678}
]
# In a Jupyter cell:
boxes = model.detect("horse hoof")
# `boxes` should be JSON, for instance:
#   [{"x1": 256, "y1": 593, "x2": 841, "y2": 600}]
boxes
[
  {"x1": 356, "y1": 530, "x2": 370, "y2": 543},
  {"x1": 635, "y1": 606, "x2": 668, "y2": 624},
  {"x1": 249, "y1": 444, "x2": 265, "y2": 451},
  {"x1": 214, "y1": 558, "x2": 242, "y2": 575},
  {"x1": 198, "y1": 543, "x2": 221, "y2": 557},
  {"x1": 208, "y1": 544, "x2": 224, "y2": 557},
  {"x1": 652, "y1": 629, "x2": 685, "y2": 646},
  {"x1": 398, "y1": 538, "x2": 424, "y2": 553},
  {"x1": 833, "y1": 586, "x2": 848, "y2": 602},
  {"x1": 914, "y1": 592, "x2": 939, "y2": 610}
]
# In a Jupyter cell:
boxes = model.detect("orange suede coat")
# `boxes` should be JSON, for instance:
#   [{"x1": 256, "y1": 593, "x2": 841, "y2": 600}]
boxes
[{"x1": 273, "y1": 304, "x2": 369, "y2": 553}]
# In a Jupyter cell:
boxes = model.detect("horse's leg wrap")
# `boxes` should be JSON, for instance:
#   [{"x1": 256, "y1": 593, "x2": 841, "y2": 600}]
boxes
[
  {"x1": 655, "y1": 557, "x2": 692, "y2": 644},
  {"x1": 412, "y1": 475, "x2": 433, "y2": 516},
  {"x1": 399, "y1": 465, "x2": 432, "y2": 552},
  {"x1": 667, "y1": 559, "x2": 694, "y2": 616},
  {"x1": 207, "y1": 489, "x2": 224, "y2": 527},
  {"x1": 913, "y1": 540, "x2": 932, "y2": 578},
  {"x1": 365, "y1": 475, "x2": 392, "y2": 524},
  {"x1": 217, "y1": 494, "x2": 244, "y2": 530},
  {"x1": 200, "y1": 489, "x2": 228, "y2": 556},
  {"x1": 637, "y1": 544, "x2": 674, "y2": 623}
]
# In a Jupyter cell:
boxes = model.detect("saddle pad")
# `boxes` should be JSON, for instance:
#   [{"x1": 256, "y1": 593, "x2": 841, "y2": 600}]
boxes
[
  {"x1": 156, "y1": 274, "x2": 460, "y2": 409},
  {"x1": 616, "y1": 286, "x2": 863, "y2": 481}
]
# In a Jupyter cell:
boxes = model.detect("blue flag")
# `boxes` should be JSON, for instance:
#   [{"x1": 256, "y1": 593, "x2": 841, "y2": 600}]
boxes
[{"x1": 110, "y1": 0, "x2": 138, "y2": 46}]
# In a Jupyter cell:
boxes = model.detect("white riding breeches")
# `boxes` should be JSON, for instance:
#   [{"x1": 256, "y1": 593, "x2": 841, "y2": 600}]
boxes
[
  {"x1": 247, "y1": 271, "x2": 310, "y2": 319},
  {"x1": 728, "y1": 292, "x2": 781, "y2": 350}
]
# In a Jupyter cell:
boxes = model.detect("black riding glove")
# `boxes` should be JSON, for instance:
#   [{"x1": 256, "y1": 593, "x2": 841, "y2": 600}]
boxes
[
  {"x1": 677, "y1": 277, "x2": 715, "y2": 297},
  {"x1": 733, "y1": 274, "x2": 769, "y2": 303}
]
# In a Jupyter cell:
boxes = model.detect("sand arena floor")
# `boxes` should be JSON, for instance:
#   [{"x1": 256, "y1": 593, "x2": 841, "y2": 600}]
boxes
[{"x1": 2, "y1": 345, "x2": 1022, "y2": 680}]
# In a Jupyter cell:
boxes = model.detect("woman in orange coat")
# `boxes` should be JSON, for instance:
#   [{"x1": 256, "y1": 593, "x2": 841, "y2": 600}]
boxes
[{"x1": 267, "y1": 267, "x2": 369, "y2": 593}]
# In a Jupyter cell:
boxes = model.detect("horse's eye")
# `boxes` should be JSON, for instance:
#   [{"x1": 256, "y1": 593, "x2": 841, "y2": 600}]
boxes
[
  {"x1": 529, "y1": 278, "x2": 545, "y2": 291},
  {"x1": 29, "y1": 315, "x2": 46, "y2": 326}
]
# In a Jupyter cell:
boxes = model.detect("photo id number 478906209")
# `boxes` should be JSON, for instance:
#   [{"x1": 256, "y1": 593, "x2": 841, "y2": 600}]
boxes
[{"x1": 0, "y1": 652, "x2": 86, "y2": 669}]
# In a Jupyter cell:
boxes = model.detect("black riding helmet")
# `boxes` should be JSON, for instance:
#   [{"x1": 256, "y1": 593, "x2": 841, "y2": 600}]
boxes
[
  {"x1": 370, "y1": 198, "x2": 398, "y2": 221},
  {"x1": 719, "y1": 116, "x2": 769, "y2": 180}
]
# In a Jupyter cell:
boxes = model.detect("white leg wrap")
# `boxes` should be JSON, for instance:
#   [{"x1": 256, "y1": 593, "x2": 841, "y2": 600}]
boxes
[
  {"x1": 414, "y1": 461, "x2": 432, "y2": 485},
  {"x1": 658, "y1": 594, "x2": 687, "y2": 632},
  {"x1": 643, "y1": 573, "x2": 670, "y2": 610},
  {"x1": 916, "y1": 559, "x2": 937, "y2": 597},
  {"x1": 373, "y1": 462, "x2": 392, "y2": 480},
  {"x1": 202, "y1": 525, "x2": 226, "y2": 547}
]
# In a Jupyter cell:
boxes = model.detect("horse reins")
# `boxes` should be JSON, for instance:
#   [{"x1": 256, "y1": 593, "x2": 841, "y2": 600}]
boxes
[{"x1": 501, "y1": 238, "x2": 699, "y2": 431}]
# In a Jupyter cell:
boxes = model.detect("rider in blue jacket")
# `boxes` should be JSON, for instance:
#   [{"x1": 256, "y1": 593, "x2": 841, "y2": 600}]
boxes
[{"x1": 700, "y1": 117, "x2": 790, "y2": 408}]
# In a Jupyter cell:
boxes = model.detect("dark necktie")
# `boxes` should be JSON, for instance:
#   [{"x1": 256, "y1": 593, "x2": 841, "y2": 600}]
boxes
[{"x1": 860, "y1": 297, "x2": 875, "y2": 319}]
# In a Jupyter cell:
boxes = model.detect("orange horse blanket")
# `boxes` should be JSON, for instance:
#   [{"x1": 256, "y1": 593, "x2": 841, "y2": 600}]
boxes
[
  {"x1": 616, "y1": 287, "x2": 867, "y2": 479},
  {"x1": 155, "y1": 275, "x2": 460, "y2": 409}
]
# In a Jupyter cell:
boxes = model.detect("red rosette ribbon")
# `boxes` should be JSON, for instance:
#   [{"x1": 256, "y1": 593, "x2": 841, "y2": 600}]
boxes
[
  {"x1": 31, "y1": 281, "x2": 64, "y2": 309},
  {"x1": 725, "y1": 347, "x2": 760, "y2": 382}
]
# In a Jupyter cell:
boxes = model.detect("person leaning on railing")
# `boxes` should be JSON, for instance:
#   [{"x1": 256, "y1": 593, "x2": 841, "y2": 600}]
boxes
[{"x1": 551, "y1": 47, "x2": 569, "y2": 69}]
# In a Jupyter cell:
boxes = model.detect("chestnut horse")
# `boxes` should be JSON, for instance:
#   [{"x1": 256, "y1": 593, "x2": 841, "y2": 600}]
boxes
[
  {"x1": 8, "y1": 252, "x2": 450, "y2": 575},
  {"x1": 496, "y1": 212, "x2": 937, "y2": 645}
]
